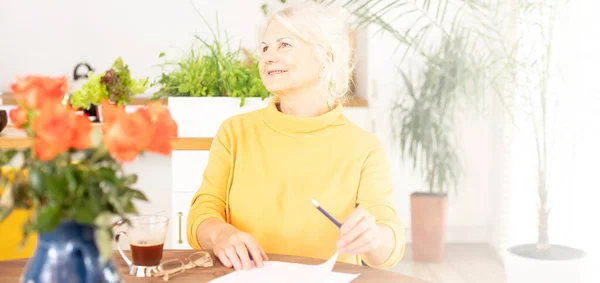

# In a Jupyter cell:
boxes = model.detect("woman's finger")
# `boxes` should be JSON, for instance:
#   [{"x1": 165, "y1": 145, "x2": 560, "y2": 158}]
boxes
[
  {"x1": 217, "y1": 249, "x2": 232, "y2": 268},
  {"x1": 340, "y1": 208, "x2": 367, "y2": 236},
  {"x1": 260, "y1": 246, "x2": 269, "y2": 261},
  {"x1": 244, "y1": 240, "x2": 265, "y2": 268},
  {"x1": 341, "y1": 227, "x2": 379, "y2": 254},
  {"x1": 225, "y1": 246, "x2": 243, "y2": 270},
  {"x1": 234, "y1": 242, "x2": 252, "y2": 270},
  {"x1": 337, "y1": 215, "x2": 373, "y2": 250}
]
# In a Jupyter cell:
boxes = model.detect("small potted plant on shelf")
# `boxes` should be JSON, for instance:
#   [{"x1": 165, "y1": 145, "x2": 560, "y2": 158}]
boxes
[
  {"x1": 150, "y1": 16, "x2": 270, "y2": 138},
  {"x1": 69, "y1": 57, "x2": 149, "y2": 122},
  {"x1": 0, "y1": 75, "x2": 177, "y2": 282}
]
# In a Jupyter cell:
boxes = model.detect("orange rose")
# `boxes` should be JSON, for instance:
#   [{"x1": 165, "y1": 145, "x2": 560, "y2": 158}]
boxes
[
  {"x1": 34, "y1": 137, "x2": 69, "y2": 161},
  {"x1": 140, "y1": 102, "x2": 178, "y2": 154},
  {"x1": 103, "y1": 111, "x2": 152, "y2": 162},
  {"x1": 11, "y1": 76, "x2": 67, "y2": 109},
  {"x1": 32, "y1": 103, "x2": 77, "y2": 160},
  {"x1": 71, "y1": 115, "x2": 92, "y2": 150},
  {"x1": 9, "y1": 107, "x2": 28, "y2": 129},
  {"x1": 99, "y1": 99, "x2": 125, "y2": 126}
]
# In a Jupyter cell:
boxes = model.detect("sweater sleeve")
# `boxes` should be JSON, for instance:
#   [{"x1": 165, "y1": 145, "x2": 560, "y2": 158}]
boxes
[
  {"x1": 186, "y1": 123, "x2": 232, "y2": 250},
  {"x1": 357, "y1": 142, "x2": 406, "y2": 269}
]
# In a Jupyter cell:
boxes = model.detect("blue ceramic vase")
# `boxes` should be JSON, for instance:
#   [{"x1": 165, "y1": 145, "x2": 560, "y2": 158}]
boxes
[{"x1": 21, "y1": 220, "x2": 122, "y2": 283}]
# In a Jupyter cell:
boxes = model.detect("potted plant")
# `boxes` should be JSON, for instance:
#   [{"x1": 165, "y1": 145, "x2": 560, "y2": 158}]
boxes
[
  {"x1": 150, "y1": 14, "x2": 270, "y2": 138},
  {"x1": 390, "y1": 32, "x2": 480, "y2": 262},
  {"x1": 0, "y1": 75, "x2": 177, "y2": 282},
  {"x1": 503, "y1": 0, "x2": 587, "y2": 282},
  {"x1": 69, "y1": 57, "x2": 149, "y2": 122}
]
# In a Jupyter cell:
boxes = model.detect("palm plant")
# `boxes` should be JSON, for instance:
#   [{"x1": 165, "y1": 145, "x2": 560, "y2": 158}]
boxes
[
  {"x1": 503, "y1": 2, "x2": 587, "y2": 281},
  {"x1": 511, "y1": 0, "x2": 560, "y2": 255}
]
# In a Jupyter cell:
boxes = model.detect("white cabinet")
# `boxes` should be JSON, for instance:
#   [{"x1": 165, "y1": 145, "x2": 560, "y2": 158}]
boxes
[
  {"x1": 170, "y1": 149, "x2": 210, "y2": 249},
  {"x1": 171, "y1": 192, "x2": 196, "y2": 250}
]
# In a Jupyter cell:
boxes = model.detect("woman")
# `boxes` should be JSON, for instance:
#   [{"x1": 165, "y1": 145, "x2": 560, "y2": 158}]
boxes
[{"x1": 186, "y1": 4, "x2": 405, "y2": 271}]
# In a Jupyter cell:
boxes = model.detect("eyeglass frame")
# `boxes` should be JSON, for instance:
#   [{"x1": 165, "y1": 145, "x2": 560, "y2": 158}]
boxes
[{"x1": 153, "y1": 251, "x2": 214, "y2": 281}]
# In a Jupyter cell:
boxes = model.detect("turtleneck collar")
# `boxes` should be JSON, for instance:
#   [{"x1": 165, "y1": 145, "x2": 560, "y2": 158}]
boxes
[{"x1": 262, "y1": 97, "x2": 347, "y2": 134}]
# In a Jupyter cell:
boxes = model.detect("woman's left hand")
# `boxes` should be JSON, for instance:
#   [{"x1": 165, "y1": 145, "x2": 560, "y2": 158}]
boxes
[{"x1": 336, "y1": 208, "x2": 381, "y2": 254}]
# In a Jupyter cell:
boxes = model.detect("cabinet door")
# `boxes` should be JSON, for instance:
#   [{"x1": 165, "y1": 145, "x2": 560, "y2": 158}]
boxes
[{"x1": 171, "y1": 192, "x2": 196, "y2": 250}]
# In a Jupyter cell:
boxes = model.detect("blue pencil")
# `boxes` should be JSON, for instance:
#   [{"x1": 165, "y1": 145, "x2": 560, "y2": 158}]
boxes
[{"x1": 311, "y1": 199, "x2": 342, "y2": 228}]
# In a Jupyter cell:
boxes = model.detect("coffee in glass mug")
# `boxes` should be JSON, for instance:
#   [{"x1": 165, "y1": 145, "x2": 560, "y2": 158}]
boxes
[{"x1": 115, "y1": 215, "x2": 169, "y2": 276}]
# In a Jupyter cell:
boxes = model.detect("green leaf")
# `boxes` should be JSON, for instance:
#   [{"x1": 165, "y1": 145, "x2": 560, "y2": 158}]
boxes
[
  {"x1": 71, "y1": 197, "x2": 98, "y2": 225},
  {"x1": 35, "y1": 204, "x2": 62, "y2": 232},
  {"x1": 260, "y1": 3, "x2": 268, "y2": 16},
  {"x1": 28, "y1": 168, "x2": 45, "y2": 195},
  {"x1": 124, "y1": 202, "x2": 138, "y2": 214},
  {"x1": 0, "y1": 150, "x2": 18, "y2": 166},
  {"x1": 95, "y1": 227, "x2": 113, "y2": 263},
  {"x1": 130, "y1": 189, "x2": 148, "y2": 201},
  {"x1": 122, "y1": 174, "x2": 138, "y2": 187},
  {"x1": 46, "y1": 173, "x2": 67, "y2": 204},
  {"x1": 159, "y1": 52, "x2": 166, "y2": 58},
  {"x1": 98, "y1": 167, "x2": 117, "y2": 183},
  {"x1": 65, "y1": 168, "x2": 77, "y2": 193}
]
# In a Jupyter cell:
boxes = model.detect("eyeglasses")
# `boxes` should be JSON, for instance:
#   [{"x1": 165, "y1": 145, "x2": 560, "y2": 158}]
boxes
[{"x1": 154, "y1": 251, "x2": 214, "y2": 281}]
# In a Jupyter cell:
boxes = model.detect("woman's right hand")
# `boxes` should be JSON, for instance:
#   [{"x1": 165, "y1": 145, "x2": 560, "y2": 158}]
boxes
[{"x1": 212, "y1": 226, "x2": 269, "y2": 270}]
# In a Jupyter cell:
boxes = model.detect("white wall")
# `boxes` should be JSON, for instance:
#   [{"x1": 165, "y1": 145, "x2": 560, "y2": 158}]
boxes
[
  {"x1": 0, "y1": 0, "x2": 270, "y2": 91},
  {"x1": 1, "y1": 0, "x2": 501, "y2": 243}
]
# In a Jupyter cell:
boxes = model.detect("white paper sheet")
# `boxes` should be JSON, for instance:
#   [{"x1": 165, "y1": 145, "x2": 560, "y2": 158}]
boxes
[{"x1": 208, "y1": 252, "x2": 360, "y2": 283}]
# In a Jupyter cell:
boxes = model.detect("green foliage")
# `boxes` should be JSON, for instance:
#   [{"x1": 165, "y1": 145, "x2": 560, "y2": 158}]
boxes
[
  {"x1": 0, "y1": 148, "x2": 148, "y2": 260},
  {"x1": 70, "y1": 57, "x2": 149, "y2": 109},
  {"x1": 70, "y1": 71, "x2": 108, "y2": 110},
  {"x1": 151, "y1": 18, "x2": 270, "y2": 106},
  {"x1": 391, "y1": 33, "x2": 482, "y2": 195}
]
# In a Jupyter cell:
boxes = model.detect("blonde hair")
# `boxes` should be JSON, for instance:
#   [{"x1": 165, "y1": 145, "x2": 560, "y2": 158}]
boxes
[{"x1": 264, "y1": 3, "x2": 355, "y2": 107}]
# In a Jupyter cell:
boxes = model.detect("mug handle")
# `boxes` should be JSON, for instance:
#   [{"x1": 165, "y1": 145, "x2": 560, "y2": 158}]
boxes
[{"x1": 115, "y1": 231, "x2": 133, "y2": 266}]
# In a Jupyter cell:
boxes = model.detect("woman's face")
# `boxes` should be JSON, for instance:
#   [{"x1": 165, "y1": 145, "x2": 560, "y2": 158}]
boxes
[{"x1": 258, "y1": 19, "x2": 322, "y2": 96}]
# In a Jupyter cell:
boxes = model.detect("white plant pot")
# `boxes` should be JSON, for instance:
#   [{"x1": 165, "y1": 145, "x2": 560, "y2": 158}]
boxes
[
  {"x1": 504, "y1": 244, "x2": 587, "y2": 283},
  {"x1": 168, "y1": 97, "x2": 270, "y2": 137}
]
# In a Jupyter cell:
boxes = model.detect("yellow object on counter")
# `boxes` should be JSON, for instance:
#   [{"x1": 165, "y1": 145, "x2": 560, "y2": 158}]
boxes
[{"x1": 0, "y1": 167, "x2": 37, "y2": 261}]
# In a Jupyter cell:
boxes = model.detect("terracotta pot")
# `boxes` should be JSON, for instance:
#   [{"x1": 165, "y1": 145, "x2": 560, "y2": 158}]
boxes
[{"x1": 410, "y1": 192, "x2": 448, "y2": 262}]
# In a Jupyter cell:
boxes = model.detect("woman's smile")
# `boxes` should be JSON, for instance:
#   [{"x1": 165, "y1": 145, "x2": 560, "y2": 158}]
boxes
[{"x1": 267, "y1": 69, "x2": 288, "y2": 75}]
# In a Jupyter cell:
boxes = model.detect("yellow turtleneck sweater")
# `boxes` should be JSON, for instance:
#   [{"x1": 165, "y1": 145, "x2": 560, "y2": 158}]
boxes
[{"x1": 186, "y1": 98, "x2": 405, "y2": 268}]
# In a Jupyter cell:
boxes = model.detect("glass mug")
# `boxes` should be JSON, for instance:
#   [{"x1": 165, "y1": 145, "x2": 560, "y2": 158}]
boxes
[{"x1": 114, "y1": 215, "x2": 169, "y2": 277}]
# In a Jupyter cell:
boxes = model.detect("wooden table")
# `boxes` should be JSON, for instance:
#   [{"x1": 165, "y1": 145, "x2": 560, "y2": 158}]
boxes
[{"x1": 0, "y1": 250, "x2": 426, "y2": 283}]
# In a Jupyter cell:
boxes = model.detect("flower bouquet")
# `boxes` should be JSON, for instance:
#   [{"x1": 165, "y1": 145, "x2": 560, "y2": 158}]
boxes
[{"x1": 0, "y1": 75, "x2": 177, "y2": 282}]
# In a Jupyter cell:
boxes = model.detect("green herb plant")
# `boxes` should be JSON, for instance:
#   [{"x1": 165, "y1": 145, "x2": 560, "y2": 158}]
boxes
[
  {"x1": 151, "y1": 13, "x2": 270, "y2": 107},
  {"x1": 70, "y1": 57, "x2": 149, "y2": 109}
]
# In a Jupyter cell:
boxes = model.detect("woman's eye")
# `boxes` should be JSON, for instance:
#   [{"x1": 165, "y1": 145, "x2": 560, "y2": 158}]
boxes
[
  {"x1": 281, "y1": 42, "x2": 291, "y2": 48},
  {"x1": 262, "y1": 46, "x2": 268, "y2": 52}
]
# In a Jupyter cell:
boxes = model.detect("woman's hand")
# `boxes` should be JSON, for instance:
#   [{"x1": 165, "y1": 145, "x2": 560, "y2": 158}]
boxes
[
  {"x1": 212, "y1": 226, "x2": 269, "y2": 270},
  {"x1": 336, "y1": 208, "x2": 381, "y2": 254}
]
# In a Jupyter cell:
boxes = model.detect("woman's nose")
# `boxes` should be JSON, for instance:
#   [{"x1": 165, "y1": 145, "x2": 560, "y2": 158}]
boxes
[{"x1": 262, "y1": 49, "x2": 278, "y2": 64}]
